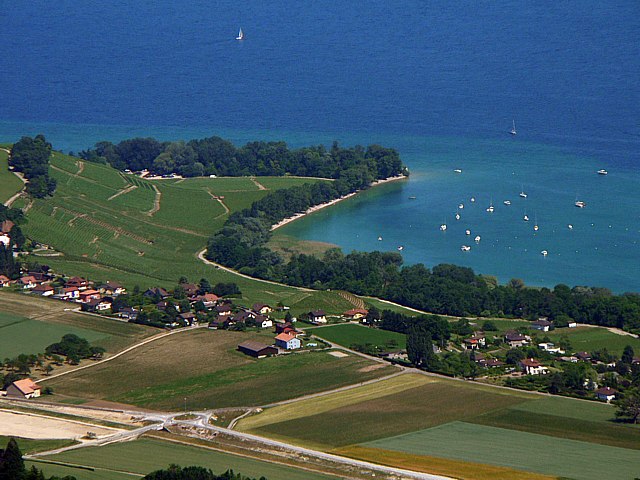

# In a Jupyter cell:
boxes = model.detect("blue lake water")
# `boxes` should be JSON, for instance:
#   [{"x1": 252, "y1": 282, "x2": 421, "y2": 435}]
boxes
[{"x1": 1, "y1": 1, "x2": 639, "y2": 291}]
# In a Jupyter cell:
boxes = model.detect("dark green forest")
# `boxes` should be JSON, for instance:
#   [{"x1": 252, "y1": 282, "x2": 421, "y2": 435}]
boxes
[{"x1": 80, "y1": 136, "x2": 406, "y2": 180}]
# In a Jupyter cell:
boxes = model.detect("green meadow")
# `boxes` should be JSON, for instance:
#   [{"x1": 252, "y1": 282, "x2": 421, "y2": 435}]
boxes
[
  {"x1": 311, "y1": 323, "x2": 406, "y2": 349},
  {"x1": 545, "y1": 326, "x2": 640, "y2": 356}
]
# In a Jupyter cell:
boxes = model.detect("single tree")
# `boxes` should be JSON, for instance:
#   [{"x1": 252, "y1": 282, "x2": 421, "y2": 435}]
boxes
[
  {"x1": 615, "y1": 388, "x2": 640, "y2": 424},
  {"x1": 0, "y1": 437, "x2": 25, "y2": 480}
]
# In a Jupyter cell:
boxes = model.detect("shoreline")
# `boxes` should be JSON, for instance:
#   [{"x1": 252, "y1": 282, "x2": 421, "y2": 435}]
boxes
[{"x1": 270, "y1": 175, "x2": 407, "y2": 231}]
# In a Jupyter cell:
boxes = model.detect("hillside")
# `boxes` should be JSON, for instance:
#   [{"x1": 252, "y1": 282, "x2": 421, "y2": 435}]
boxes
[{"x1": 3, "y1": 152, "x2": 371, "y2": 314}]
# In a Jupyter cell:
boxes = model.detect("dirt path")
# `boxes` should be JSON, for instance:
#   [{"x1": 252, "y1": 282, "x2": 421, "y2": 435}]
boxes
[
  {"x1": 146, "y1": 185, "x2": 161, "y2": 216},
  {"x1": 2, "y1": 148, "x2": 28, "y2": 206},
  {"x1": 75, "y1": 160, "x2": 85, "y2": 176},
  {"x1": 107, "y1": 184, "x2": 138, "y2": 201},
  {"x1": 577, "y1": 323, "x2": 639, "y2": 338},
  {"x1": 206, "y1": 188, "x2": 230, "y2": 216},
  {"x1": 249, "y1": 176, "x2": 267, "y2": 190},
  {"x1": 38, "y1": 326, "x2": 207, "y2": 383},
  {"x1": 197, "y1": 249, "x2": 314, "y2": 292}
]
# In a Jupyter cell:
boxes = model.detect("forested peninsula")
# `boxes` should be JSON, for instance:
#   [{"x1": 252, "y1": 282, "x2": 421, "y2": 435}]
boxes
[{"x1": 79, "y1": 135, "x2": 640, "y2": 333}]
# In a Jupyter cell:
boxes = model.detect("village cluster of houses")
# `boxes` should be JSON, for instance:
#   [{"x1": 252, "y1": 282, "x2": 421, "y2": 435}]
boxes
[{"x1": 0, "y1": 272, "x2": 126, "y2": 312}]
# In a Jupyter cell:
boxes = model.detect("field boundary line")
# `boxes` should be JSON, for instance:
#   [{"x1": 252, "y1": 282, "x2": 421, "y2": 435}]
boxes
[{"x1": 38, "y1": 325, "x2": 207, "y2": 383}]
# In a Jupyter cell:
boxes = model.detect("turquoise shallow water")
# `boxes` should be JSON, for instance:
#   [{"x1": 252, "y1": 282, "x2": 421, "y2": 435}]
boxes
[{"x1": 279, "y1": 135, "x2": 640, "y2": 292}]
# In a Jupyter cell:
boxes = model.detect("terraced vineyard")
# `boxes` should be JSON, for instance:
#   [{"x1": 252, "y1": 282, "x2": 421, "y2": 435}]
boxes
[{"x1": 7, "y1": 152, "x2": 369, "y2": 312}]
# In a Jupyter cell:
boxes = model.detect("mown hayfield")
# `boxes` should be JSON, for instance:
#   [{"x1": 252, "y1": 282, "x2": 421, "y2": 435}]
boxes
[
  {"x1": 0, "y1": 291, "x2": 152, "y2": 357},
  {"x1": 0, "y1": 149, "x2": 23, "y2": 202},
  {"x1": 546, "y1": 326, "x2": 640, "y2": 356},
  {"x1": 48, "y1": 329, "x2": 397, "y2": 410},
  {"x1": 312, "y1": 323, "x2": 406, "y2": 349},
  {"x1": 18, "y1": 154, "x2": 373, "y2": 314},
  {"x1": 246, "y1": 378, "x2": 527, "y2": 448},
  {"x1": 26, "y1": 463, "x2": 129, "y2": 480},
  {"x1": 238, "y1": 373, "x2": 430, "y2": 431},
  {"x1": 336, "y1": 446, "x2": 557, "y2": 480},
  {"x1": 43, "y1": 437, "x2": 338, "y2": 480},
  {"x1": 363, "y1": 421, "x2": 640, "y2": 480}
]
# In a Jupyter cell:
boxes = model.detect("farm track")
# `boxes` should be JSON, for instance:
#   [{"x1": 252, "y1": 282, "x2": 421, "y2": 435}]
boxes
[
  {"x1": 249, "y1": 176, "x2": 267, "y2": 190},
  {"x1": 107, "y1": 184, "x2": 138, "y2": 201},
  {"x1": 146, "y1": 185, "x2": 161, "y2": 216},
  {"x1": 206, "y1": 188, "x2": 230, "y2": 217},
  {"x1": 38, "y1": 325, "x2": 208, "y2": 383},
  {"x1": 197, "y1": 249, "x2": 314, "y2": 292},
  {"x1": 2, "y1": 146, "x2": 27, "y2": 206}
]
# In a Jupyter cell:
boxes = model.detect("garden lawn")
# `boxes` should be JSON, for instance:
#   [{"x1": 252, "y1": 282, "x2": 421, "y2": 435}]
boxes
[
  {"x1": 43, "y1": 437, "x2": 338, "y2": 480},
  {"x1": 362, "y1": 421, "x2": 640, "y2": 480},
  {"x1": 312, "y1": 323, "x2": 406, "y2": 350},
  {"x1": 546, "y1": 326, "x2": 640, "y2": 356},
  {"x1": 48, "y1": 329, "x2": 397, "y2": 410}
]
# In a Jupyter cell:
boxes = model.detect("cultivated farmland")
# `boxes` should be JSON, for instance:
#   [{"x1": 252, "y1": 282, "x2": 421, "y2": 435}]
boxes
[
  {"x1": 362, "y1": 421, "x2": 640, "y2": 480},
  {"x1": 36, "y1": 437, "x2": 338, "y2": 480},
  {"x1": 46, "y1": 329, "x2": 398, "y2": 410}
]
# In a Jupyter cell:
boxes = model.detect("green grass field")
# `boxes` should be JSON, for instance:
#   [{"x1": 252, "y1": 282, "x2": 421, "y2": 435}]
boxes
[
  {"x1": 12, "y1": 153, "x2": 398, "y2": 315},
  {"x1": 545, "y1": 326, "x2": 640, "y2": 355},
  {"x1": 39, "y1": 437, "x2": 338, "y2": 480},
  {"x1": 0, "y1": 149, "x2": 23, "y2": 203},
  {"x1": 47, "y1": 329, "x2": 397, "y2": 410},
  {"x1": 311, "y1": 324, "x2": 406, "y2": 349},
  {"x1": 363, "y1": 421, "x2": 640, "y2": 480},
  {"x1": 0, "y1": 291, "x2": 152, "y2": 359}
]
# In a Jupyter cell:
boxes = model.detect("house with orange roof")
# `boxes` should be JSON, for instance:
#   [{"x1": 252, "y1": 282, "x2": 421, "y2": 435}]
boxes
[
  {"x1": 343, "y1": 308, "x2": 369, "y2": 320},
  {"x1": 78, "y1": 289, "x2": 101, "y2": 303},
  {"x1": 275, "y1": 332, "x2": 301, "y2": 350},
  {"x1": 0, "y1": 275, "x2": 11, "y2": 287},
  {"x1": 519, "y1": 358, "x2": 548, "y2": 375},
  {"x1": 6, "y1": 378, "x2": 42, "y2": 399},
  {"x1": 19, "y1": 276, "x2": 38, "y2": 289}
]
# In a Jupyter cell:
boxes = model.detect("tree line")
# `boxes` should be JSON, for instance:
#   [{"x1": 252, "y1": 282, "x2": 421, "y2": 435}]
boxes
[
  {"x1": 8, "y1": 135, "x2": 56, "y2": 198},
  {"x1": 207, "y1": 184, "x2": 640, "y2": 332},
  {"x1": 79, "y1": 135, "x2": 406, "y2": 180}
]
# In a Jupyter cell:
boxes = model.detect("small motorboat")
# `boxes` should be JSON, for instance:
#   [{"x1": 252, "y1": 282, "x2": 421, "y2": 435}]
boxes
[
  {"x1": 461, "y1": 245, "x2": 471, "y2": 251},
  {"x1": 597, "y1": 169, "x2": 608, "y2": 175},
  {"x1": 541, "y1": 250, "x2": 548, "y2": 257},
  {"x1": 503, "y1": 200, "x2": 511, "y2": 206},
  {"x1": 454, "y1": 169, "x2": 462, "y2": 173},
  {"x1": 474, "y1": 235, "x2": 481, "y2": 243}
]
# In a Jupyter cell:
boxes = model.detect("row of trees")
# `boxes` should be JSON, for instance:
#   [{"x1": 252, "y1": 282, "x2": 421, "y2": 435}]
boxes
[
  {"x1": 8, "y1": 134, "x2": 56, "y2": 198},
  {"x1": 80, "y1": 136, "x2": 406, "y2": 180}
]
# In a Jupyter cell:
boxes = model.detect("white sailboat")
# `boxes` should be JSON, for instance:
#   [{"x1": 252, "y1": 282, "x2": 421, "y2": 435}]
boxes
[
  {"x1": 236, "y1": 28, "x2": 244, "y2": 40},
  {"x1": 510, "y1": 119, "x2": 517, "y2": 136},
  {"x1": 519, "y1": 184, "x2": 527, "y2": 198},
  {"x1": 534, "y1": 214, "x2": 539, "y2": 231},
  {"x1": 486, "y1": 198, "x2": 494, "y2": 213}
]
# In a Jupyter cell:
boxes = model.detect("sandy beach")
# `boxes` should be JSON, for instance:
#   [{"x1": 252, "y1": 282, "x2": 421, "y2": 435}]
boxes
[{"x1": 271, "y1": 175, "x2": 406, "y2": 231}]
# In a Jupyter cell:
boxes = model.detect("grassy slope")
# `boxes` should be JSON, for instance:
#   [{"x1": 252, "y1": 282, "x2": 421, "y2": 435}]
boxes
[
  {"x1": 42, "y1": 437, "x2": 338, "y2": 480},
  {"x1": 311, "y1": 323, "x2": 407, "y2": 349},
  {"x1": 545, "y1": 326, "x2": 640, "y2": 355},
  {"x1": 14, "y1": 153, "x2": 382, "y2": 315},
  {"x1": 363, "y1": 421, "x2": 640, "y2": 480},
  {"x1": 0, "y1": 149, "x2": 23, "y2": 203},
  {"x1": 47, "y1": 329, "x2": 397, "y2": 410},
  {"x1": 0, "y1": 291, "x2": 152, "y2": 359}
]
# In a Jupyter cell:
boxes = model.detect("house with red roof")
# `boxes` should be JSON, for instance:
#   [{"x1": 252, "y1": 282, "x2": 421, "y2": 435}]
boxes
[
  {"x1": 275, "y1": 332, "x2": 301, "y2": 350},
  {"x1": 19, "y1": 276, "x2": 38, "y2": 289},
  {"x1": 519, "y1": 358, "x2": 548, "y2": 375},
  {"x1": 0, "y1": 275, "x2": 11, "y2": 287},
  {"x1": 6, "y1": 378, "x2": 41, "y2": 399},
  {"x1": 32, "y1": 284, "x2": 55, "y2": 296},
  {"x1": 343, "y1": 308, "x2": 369, "y2": 320}
]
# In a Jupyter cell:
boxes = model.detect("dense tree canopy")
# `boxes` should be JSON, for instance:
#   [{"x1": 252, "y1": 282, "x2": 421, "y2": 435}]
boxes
[
  {"x1": 9, "y1": 135, "x2": 56, "y2": 198},
  {"x1": 80, "y1": 136, "x2": 406, "y2": 180}
]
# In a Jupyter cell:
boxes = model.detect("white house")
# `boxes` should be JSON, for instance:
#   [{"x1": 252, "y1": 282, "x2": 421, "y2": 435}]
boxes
[
  {"x1": 275, "y1": 333, "x2": 301, "y2": 350},
  {"x1": 531, "y1": 318, "x2": 553, "y2": 332},
  {"x1": 538, "y1": 342, "x2": 564, "y2": 354},
  {"x1": 0, "y1": 275, "x2": 10, "y2": 287},
  {"x1": 0, "y1": 233, "x2": 10, "y2": 246},
  {"x1": 19, "y1": 276, "x2": 38, "y2": 289},
  {"x1": 568, "y1": 321, "x2": 578, "y2": 328},
  {"x1": 595, "y1": 387, "x2": 617, "y2": 403},
  {"x1": 309, "y1": 310, "x2": 327, "y2": 324},
  {"x1": 519, "y1": 358, "x2": 548, "y2": 375},
  {"x1": 258, "y1": 317, "x2": 273, "y2": 329},
  {"x1": 32, "y1": 284, "x2": 55, "y2": 296}
]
